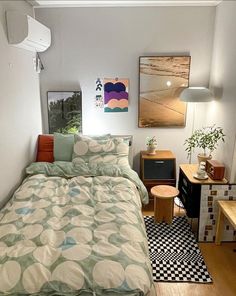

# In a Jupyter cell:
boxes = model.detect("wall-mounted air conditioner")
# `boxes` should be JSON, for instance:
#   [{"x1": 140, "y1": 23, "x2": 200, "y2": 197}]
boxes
[{"x1": 6, "y1": 11, "x2": 51, "y2": 52}]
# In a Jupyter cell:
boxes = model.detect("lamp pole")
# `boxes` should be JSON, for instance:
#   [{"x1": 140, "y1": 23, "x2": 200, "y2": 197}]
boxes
[{"x1": 189, "y1": 102, "x2": 196, "y2": 164}]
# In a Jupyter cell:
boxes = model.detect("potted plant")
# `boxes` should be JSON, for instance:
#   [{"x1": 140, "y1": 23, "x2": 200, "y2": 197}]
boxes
[
  {"x1": 184, "y1": 125, "x2": 225, "y2": 163},
  {"x1": 146, "y1": 136, "x2": 157, "y2": 155}
]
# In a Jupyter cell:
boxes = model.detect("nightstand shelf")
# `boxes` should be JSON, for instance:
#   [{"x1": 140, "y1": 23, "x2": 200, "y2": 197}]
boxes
[{"x1": 140, "y1": 150, "x2": 176, "y2": 210}]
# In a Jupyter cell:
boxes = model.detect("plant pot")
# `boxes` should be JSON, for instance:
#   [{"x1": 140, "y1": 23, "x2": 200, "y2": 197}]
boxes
[
  {"x1": 147, "y1": 146, "x2": 156, "y2": 155},
  {"x1": 197, "y1": 153, "x2": 212, "y2": 164}
]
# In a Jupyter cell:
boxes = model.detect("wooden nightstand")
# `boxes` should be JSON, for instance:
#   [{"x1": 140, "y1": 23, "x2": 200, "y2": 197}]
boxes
[
  {"x1": 178, "y1": 164, "x2": 229, "y2": 241},
  {"x1": 178, "y1": 164, "x2": 228, "y2": 218},
  {"x1": 140, "y1": 150, "x2": 176, "y2": 210}
]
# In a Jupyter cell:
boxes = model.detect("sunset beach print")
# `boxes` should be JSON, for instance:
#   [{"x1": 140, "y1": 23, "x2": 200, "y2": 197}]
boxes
[{"x1": 139, "y1": 56, "x2": 191, "y2": 127}]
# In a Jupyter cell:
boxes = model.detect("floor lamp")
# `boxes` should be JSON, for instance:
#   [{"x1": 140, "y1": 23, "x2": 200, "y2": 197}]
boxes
[
  {"x1": 179, "y1": 87, "x2": 213, "y2": 164},
  {"x1": 174, "y1": 87, "x2": 214, "y2": 209}
]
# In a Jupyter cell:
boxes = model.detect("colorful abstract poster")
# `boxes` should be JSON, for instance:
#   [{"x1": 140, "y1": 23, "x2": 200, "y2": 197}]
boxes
[{"x1": 104, "y1": 78, "x2": 129, "y2": 112}]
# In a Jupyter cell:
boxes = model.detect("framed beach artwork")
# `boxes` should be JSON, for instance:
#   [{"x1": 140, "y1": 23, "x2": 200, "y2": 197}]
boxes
[
  {"x1": 104, "y1": 78, "x2": 129, "y2": 112},
  {"x1": 47, "y1": 91, "x2": 82, "y2": 134},
  {"x1": 138, "y1": 56, "x2": 191, "y2": 127}
]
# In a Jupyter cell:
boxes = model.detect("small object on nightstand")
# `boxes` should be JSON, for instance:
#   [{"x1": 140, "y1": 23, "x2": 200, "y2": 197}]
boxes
[
  {"x1": 146, "y1": 136, "x2": 157, "y2": 155},
  {"x1": 195, "y1": 161, "x2": 207, "y2": 179},
  {"x1": 193, "y1": 173, "x2": 208, "y2": 180},
  {"x1": 206, "y1": 160, "x2": 225, "y2": 180},
  {"x1": 151, "y1": 185, "x2": 179, "y2": 224}
]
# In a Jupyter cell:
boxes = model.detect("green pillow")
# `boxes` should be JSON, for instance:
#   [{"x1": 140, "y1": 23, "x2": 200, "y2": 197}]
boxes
[{"x1": 54, "y1": 133, "x2": 75, "y2": 161}]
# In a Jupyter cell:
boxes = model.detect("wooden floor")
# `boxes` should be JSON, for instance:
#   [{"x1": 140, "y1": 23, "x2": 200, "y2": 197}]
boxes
[{"x1": 143, "y1": 202, "x2": 236, "y2": 296}]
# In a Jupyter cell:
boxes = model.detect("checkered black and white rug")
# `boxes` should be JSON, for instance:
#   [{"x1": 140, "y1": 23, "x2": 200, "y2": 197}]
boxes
[{"x1": 144, "y1": 216, "x2": 212, "y2": 283}]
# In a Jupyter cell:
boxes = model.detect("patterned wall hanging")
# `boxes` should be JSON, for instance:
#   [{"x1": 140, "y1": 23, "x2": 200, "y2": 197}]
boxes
[
  {"x1": 104, "y1": 78, "x2": 129, "y2": 112},
  {"x1": 95, "y1": 78, "x2": 104, "y2": 108}
]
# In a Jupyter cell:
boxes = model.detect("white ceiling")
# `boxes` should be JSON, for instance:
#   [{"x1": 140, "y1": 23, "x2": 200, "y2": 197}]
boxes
[{"x1": 29, "y1": 0, "x2": 222, "y2": 8}]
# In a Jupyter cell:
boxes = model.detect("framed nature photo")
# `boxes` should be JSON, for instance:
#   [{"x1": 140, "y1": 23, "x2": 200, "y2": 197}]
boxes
[
  {"x1": 47, "y1": 91, "x2": 82, "y2": 134},
  {"x1": 139, "y1": 56, "x2": 191, "y2": 127}
]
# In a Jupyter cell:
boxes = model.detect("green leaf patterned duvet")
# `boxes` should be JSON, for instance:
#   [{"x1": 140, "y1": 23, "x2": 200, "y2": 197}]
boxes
[{"x1": 0, "y1": 162, "x2": 156, "y2": 296}]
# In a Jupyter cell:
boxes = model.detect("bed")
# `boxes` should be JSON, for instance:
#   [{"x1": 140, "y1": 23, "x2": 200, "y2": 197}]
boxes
[{"x1": 0, "y1": 135, "x2": 156, "y2": 296}]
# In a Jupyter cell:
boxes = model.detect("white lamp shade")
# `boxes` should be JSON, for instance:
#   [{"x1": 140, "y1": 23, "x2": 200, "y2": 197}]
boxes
[{"x1": 180, "y1": 87, "x2": 213, "y2": 102}]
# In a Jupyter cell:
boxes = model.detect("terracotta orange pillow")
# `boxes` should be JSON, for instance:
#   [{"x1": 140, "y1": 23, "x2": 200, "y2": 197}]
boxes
[{"x1": 36, "y1": 135, "x2": 54, "y2": 162}]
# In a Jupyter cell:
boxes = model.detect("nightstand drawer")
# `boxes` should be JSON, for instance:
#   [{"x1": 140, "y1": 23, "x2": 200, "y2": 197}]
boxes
[
  {"x1": 181, "y1": 175, "x2": 192, "y2": 195},
  {"x1": 143, "y1": 159, "x2": 175, "y2": 180},
  {"x1": 178, "y1": 167, "x2": 201, "y2": 218}
]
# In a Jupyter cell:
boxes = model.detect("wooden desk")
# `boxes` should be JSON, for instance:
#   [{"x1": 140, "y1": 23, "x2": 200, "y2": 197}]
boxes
[{"x1": 215, "y1": 201, "x2": 236, "y2": 245}]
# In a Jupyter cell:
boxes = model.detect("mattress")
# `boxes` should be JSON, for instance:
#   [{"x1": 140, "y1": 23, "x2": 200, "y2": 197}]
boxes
[{"x1": 0, "y1": 161, "x2": 156, "y2": 296}]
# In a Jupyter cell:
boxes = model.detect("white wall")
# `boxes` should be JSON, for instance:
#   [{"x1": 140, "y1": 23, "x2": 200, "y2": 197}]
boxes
[
  {"x1": 35, "y1": 6, "x2": 216, "y2": 173},
  {"x1": 206, "y1": 0, "x2": 236, "y2": 181},
  {"x1": 0, "y1": 1, "x2": 42, "y2": 206}
]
